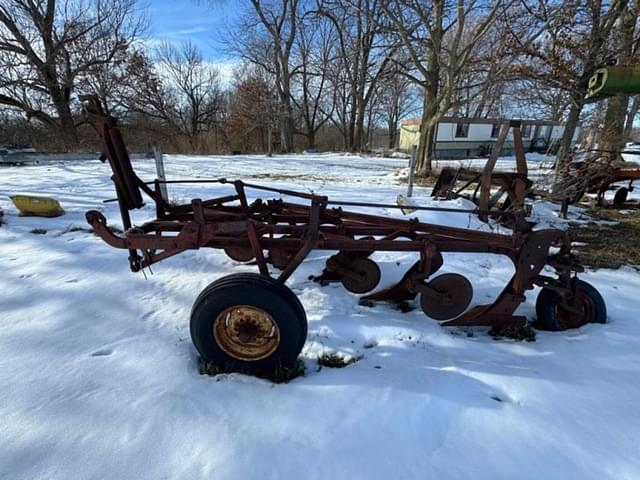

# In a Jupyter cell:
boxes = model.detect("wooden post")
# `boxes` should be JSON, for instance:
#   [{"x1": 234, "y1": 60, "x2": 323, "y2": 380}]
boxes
[
  {"x1": 511, "y1": 121, "x2": 528, "y2": 211},
  {"x1": 153, "y1": 145, "x2": 168, "y2": 203},
  {"x1": 512, "y1": 121, "x2": 527, "y2": 177},
  {"x1": 408, "y1": 145, "x2": 417, "y2": 197},
  {"x1": 478, "y1": 121, "x2": 511, "y2": 221},
  {"x1": 559, "y1": 198, "x2": 569, "y2": 219}
]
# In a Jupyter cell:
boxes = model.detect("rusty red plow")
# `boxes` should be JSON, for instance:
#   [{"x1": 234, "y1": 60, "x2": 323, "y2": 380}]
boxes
[{"x1": 83, "y1": 98, "x2": 607, "y2": 372}]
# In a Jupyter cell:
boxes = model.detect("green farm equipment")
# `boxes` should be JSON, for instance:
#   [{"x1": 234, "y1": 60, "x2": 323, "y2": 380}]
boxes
[{"x1": 587, "y1": 66, "x2": 640, "y2": 99}]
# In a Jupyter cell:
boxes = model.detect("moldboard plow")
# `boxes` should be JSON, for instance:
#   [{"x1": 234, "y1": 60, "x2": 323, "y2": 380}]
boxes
[{"x1": 83, "y1": 97, "x2": 606, "y2": 373}]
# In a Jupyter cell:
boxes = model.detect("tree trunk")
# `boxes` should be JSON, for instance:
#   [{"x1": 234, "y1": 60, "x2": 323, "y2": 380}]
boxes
[
  {"x1": 354, "y1": 101, "x2": 367, "y2": 152},
  {"x1": 55, "y1": 99, "x2": 78, "y2": 150},
  {"x1": 600, "y1": 1, "x2": 636, "y2": 154},
  {"x1": 417, "y1": 66, "x2": 439, "y2": 174},
  {"x1": 306, "y1": 130, "x2": 316, "y2": 150},
  {"x1": 347, "y1": 107, "x2": 356, "y2": 152},
  {"x1": 623, "y1": 95, "x2": 640, "y2": 141},
  {"x1": 601, "y1": 95, "x2": 629, "y2": 153},
  {"x1": 416, "y1": 0, "x2": 442, "y2": 175},
  {"x1": 554, "y1": 93, "x2": 583, "y2": 186},
  {"x1": 387, "y1": 119, "x2": 397, "y2": 150},
  {"x1": 422, "y1": 122, "x2": 437, "y2": 173},
  {"x1": 278, "y1": 95, "x2": 295, "y2": 153},
  {"x1": 267, "y1": 125, "x2": 273, "y2": 157}
]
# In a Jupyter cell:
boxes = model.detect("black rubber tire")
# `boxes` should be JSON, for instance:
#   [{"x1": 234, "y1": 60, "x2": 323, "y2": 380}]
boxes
[
  {"x1": 613, "y1": 187, "x2": 629, "y2": 207},
  {"x1": 535, "y1": 280, "x2": 607, "y2": 331},
  {"x1": 190, "y1": 273, "x2": 307, "y2": 371}
]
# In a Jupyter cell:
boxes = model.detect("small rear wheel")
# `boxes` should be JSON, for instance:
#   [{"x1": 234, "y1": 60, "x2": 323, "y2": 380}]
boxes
[
  {"x1": 190, "y1": 273, "x2": 307, "y2": 372},
  {"x1": 535, "y1": 280, "x2": 606, "y2": 331}
]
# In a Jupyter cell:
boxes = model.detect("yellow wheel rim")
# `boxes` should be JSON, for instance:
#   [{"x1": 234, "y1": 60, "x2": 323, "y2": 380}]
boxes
[{"x1": 213, "y1": 305, "x2": 280, "y2": 361}]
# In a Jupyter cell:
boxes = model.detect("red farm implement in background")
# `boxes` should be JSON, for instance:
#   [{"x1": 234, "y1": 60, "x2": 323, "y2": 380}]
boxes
[
  {"x1": 557, "y1": 149, "x2": 640, "y2": 206},
  {"x1": 83, "y1": 97, "x2": 606, "y2": 373}
]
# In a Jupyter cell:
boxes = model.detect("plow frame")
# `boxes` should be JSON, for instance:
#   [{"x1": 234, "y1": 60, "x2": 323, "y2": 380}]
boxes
[{"x1": 84, "y1": 97, "x2": 586, "y2": 331}]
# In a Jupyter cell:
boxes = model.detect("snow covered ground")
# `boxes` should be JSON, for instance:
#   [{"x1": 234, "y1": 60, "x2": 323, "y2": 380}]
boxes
[{"x1": 1, "y1": 153, "x2": 640, "y2": 480}]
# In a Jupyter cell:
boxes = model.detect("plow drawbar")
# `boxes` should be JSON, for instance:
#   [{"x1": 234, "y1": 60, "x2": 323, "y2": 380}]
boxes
[{"x1": 83, "y1": 97, "x2": 606, "y2": 372}]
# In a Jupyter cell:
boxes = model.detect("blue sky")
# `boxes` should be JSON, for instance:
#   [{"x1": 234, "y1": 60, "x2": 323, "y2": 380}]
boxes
[{"x1": 145, "y1": 0, "x2": 242, "y2": 61}]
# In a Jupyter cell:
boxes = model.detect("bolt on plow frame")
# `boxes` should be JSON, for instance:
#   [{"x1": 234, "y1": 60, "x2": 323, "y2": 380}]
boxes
[{"x1": 83, "y1": 97, "x2": 606, "y2": 373}]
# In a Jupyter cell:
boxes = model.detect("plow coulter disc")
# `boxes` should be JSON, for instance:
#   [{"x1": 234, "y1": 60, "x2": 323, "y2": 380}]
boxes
[
  {"x1": 420, "y1": 273, "x2": 473, "y2": 320},
  {"x1": 341, "y1": 258, "x2": 381, "y2": 294},
  {"x1": 269, "y1": 248, "x2": 296, "y2": 270},
  {"x1": 269, "y1": 234, "x2": 300, "y2": 270},
  {"x1": 224, "y1": 246, "x2": 255, "y2": 262}
]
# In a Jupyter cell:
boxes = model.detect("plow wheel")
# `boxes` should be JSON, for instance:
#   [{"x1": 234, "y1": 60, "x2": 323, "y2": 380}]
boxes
[
  {"x1": 190, "y1": 273, "x2": 307, "y2": 372},
  {"x1": 341, "y1": 258, "x2": 381, "y2": 294},
  {"x1": 420, "y1": 273, "x2": 473, "y2": 320},
  {"x1": 535, "y1": 280, "x2": 606, "y2": 331},
  {"x1": 224, "y1": 246, "x2": 255, "y2": 262}
]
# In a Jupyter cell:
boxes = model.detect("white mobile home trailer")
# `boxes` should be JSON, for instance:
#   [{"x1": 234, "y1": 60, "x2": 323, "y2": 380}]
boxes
[{"x1": 399, "y1": 117, "x2": 581, "y2": 158}]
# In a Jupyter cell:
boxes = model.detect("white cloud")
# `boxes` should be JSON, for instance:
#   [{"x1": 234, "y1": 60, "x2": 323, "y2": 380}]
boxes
[{"x1": 157, "y1": 27, "x2": 208, "y2": 37}]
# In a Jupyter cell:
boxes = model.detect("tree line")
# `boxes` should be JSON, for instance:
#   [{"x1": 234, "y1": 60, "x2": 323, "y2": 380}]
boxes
[{"x1": 0, "y1": 0, "x2": 638, "y2": 174}]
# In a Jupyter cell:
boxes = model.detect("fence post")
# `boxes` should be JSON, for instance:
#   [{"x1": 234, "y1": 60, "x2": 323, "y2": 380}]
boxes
[
  {"x1": 407, "y1": 145, "x2": 417, "y2": 197},
  {"x1": 153, "y1": 145, "x2": 168, "y2": 203}
]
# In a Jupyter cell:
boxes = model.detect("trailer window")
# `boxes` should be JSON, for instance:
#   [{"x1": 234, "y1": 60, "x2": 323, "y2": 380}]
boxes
[
  {"x1": 455, "y1": 122, "x2": 469, "y2": 138},
  {"x1": 521, "y1": 124, "x2": 532, "y2": 138}
]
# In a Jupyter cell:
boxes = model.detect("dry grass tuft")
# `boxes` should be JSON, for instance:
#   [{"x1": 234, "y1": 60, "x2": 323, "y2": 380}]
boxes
[
  {"x1": 198, "y1": 357, "x2": 305, "y2": 383},
  {"x1": 317, "y1": 353, "x2": 362, "y2": 368},
  {"x1": 569, "y1": 203, "x2": 640, "y2": 270}
]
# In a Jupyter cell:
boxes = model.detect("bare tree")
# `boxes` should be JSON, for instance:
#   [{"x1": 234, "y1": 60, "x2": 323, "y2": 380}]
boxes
[
  {"x1": 290, "y1": 12, "x2": 334, "y2": 150},
  {"x1": 318, "y1": 0, "x2": 394, "y2": 152},
  {"x1": 515, "y1": 0, "x2": 628, "y2": 176},
  {"x1": 131, "y1": 41, "x2": 224, "y2": 153},
  {"x1": 382, "y1": 0, "x2": 509, "y2": 172},
  {"x1": 81, "y1": 47, "x2": 148, "y2": 117},
  {"x1": 377, "y1": 67, "x2": 419, "y2": 149},
  {"x1": 226, "y1": 66, "x2": 280, "y2": 154},
  {"x1": 0, "y1": 0, "x2": 145, "y2": 149},
  {"x1": 227, "y1": 0, "x2": 301, "y2": 153},
  {"x1": 383, "y1": 0, "x2": 554, "y2": 173},
  {"x1": 600, "y1": 0, "x2": 640, "y2": 153},
  {"x1": 450, "y1": 22, "x2": 518, "y2": 119},
  {"x1": 500, "y1": 78, "x2": 572, "y2": 121}
]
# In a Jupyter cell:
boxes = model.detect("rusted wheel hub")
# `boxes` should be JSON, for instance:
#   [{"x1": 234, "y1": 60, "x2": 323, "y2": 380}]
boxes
[
  {"x1": 213, "y1": 305, "x2": 280, "y2": 361},
  {"x1": 555, "y1": 290, "x2": 596, "y2": 329}
]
